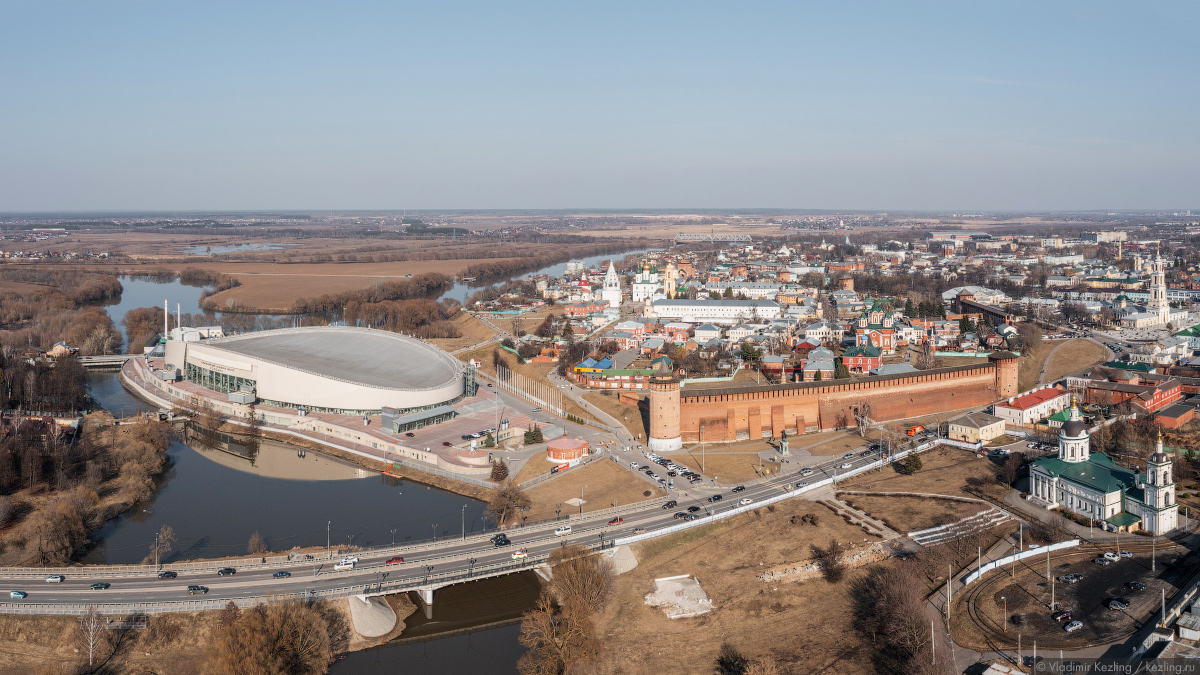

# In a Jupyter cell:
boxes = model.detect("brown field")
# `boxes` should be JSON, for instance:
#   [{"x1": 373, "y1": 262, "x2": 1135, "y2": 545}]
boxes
[
  {"x1": 424, "y1": 312, "x2": 499, "y2": 352},
  {"x1": 523, "y1": 459, "x2": 664, "y2": 521},
  {"x1": 672, "y1": 444, "x2": 781, "y2": 483},
  {"x1": 838, "y1": 493, "x2": 985, "y2": 534},
  {"x1": 597, "y1": 496, "x2": 881, "y2": 675},
  {"x1": 513, "y1": 454, "x2": 555, "y2": 484},
  {"x1": 582, "y1": 390, "x2": 647, "y2": 440},
  {"x1": 838, "y1": 445, "x2": 1010, "y2": 501},
  {"x1": 799, "y1": 433, "x2": 868, "y2": 457},
  {"x1": 0, "y1": 279, "x2": 55, "y2": 293},
  {"x1": 1042, "y1": 338, "x2": 1108, "y2": 383},
  {"x1": 1019, "y1": 338, "x2": 1065, "y2": 392}
]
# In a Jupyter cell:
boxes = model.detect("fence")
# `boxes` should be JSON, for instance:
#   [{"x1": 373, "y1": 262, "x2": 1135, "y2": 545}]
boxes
[{"x1": 961, "y1": 539, "x2": 1081, "y2": 586}]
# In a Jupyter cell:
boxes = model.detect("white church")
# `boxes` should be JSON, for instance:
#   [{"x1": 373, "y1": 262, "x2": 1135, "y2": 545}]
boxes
[
  {"x1": 1028, "y1": 400, "x2": 1178, "y2": 534},
  {"x1": 600, "y1": 261, "x2": 622, "y2": 308},
  {"x1": 1117, "y1": 251, "x2": 1189, "y2": 329}
]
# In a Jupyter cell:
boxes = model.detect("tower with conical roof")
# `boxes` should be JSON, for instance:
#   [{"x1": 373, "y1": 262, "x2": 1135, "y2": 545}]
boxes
[
  {"x1": 1143, "y1": 430, "x2": 1177, "y2": 531},
  {"x1": 601, "y1": 261, "x2": 622, "y2": 308},
  {"x1": 1149, "y1": 249, "x2": 1168, "y2": 325}
]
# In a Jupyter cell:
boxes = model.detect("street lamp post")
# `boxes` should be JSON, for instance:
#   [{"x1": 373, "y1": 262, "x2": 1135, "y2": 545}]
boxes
[
  {"x1": 391, "y1": 528, "x2": 397, "y2": 547},
  {"x1": 327, "y1": 521, "x2": 331, "y2": 553},
  {"x1": 1001, "y1": 596, "x2": 1007, "y2": 632},
  {"x1": 432, "y1": 523, "x2": 438, "y2": 542},
  {"x1": 155, "y1": 532, "x2": 160, "y2": 571},
  {"x1": 580, "y1": 484, "x2": 587, "y2": 514},
  {"x1": 462, "y1": 504, "x2": 468, "y2": 541}
]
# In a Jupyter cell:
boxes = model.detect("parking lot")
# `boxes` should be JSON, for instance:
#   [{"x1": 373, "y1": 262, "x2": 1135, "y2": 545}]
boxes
[{"x1": 961, "y1": 545, "x2": 1185, "y2": 649}]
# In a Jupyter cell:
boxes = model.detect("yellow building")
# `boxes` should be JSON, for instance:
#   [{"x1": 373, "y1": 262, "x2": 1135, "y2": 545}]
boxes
[{"x1": 948, "y1": 411, "x2": 1006, "y2": 443}]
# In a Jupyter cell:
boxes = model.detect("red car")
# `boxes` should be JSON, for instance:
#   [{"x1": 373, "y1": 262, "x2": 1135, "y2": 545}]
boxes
[
  {"x1": 385, "y1": 556, "x2": 404, "y2": 565},
  {"x1": 608, "y1": 517, "x2": 624, "y2": 525}
]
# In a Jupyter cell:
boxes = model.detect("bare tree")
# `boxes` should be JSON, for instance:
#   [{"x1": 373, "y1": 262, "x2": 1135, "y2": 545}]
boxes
[
  {"x1": 487, "y1": 480, "x2": 532, "y2": 528},
  {"x1": 247, "y1": 530, "x2": 267, "y2": 555},
  {"x1": 76, "y1": 605, "x2": 106, "y2": 667},
  {"x1": 811, "y1": 538, "x2": 846, "y2": 582},
  {"x1": 548, "y1": 544, "x2": 614, "y2": 614},
  {"x1": 518, "y1": 594, "x2": 599, "y2": 675},
  {"x1": 914, "y1": 340, "x2": 939, "y2": 370},
  {"x1": 854, "y1": 401, "x2": 874, "y2": 438}
]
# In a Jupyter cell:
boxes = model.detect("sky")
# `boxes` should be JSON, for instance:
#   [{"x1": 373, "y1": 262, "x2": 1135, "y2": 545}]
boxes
[{"x1": 0, "y1": 1, "x2": 1196, "y2": 212}]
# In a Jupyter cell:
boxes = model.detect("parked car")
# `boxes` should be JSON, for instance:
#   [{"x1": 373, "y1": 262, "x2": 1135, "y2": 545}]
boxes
[
  {"x1": 158, "y1": 571, "x2": 178, "y2": 580},
  {"x1": 732, "y1": 485, "x2": 746, "y2": 493},
  {"x1": 442, "y1": 442, "x2": 453, "y2": 447},
  {"x1": 9, "y1": 590, "x2": 27, "y2": 599},
  {"x1": 187, "y1": 585, "x2": 208, "y2": 595},
  {"x1": 273, "y1": 571, "x2": 291, "y2": 579},
  {"x1": 1103, "y1": 552, "x2": 1120, "y2": 562},
  {"x1": 1119, "y1": 550, "x2": 1132, "y2": 558},
  {"x1": 386, "y1": 556, "x2": 405, "y2": 565},
  {"x1": 1064, "y1": 621, "x2": 1083, "y2": 633},
  {"x1": 1052, "y1": 610, "x2": 1073, "y2": 622},
  {"x1": 405, "y1": 432, "x2": 415, "y2": 437},
  {"x1": 662, "y1": 500, "x2": 677, "y2": 509},
  {"x1": 90, "y1": 583, "x2": 111, "y2": 590},
  {"x1": 45, "y1": 575, "x2": 63, "y2": 583},
  {"x1": 1127, "y1": 581, "x2": 1147, "y2": 591},
  {"x1": 1094, "y1": 557, "x2": 1112, "y2": 566},
  {"x1": 608, "y1": 517, "x2": 624, "y2": 525},
  {"x1": 554, "y1": 525, "x2": 572, "y2": 536},
  {"x1": 1108, "y1": 598, "x2": 1128, "y2": 610}
]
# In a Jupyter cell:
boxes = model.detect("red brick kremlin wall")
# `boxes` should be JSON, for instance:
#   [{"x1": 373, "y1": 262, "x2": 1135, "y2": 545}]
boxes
[{"x1": 677, "y1": 355, "x2": 1018, "y2": 442}]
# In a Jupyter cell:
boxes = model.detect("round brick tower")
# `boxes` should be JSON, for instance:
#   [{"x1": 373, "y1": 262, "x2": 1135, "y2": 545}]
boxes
[
  {"x1": 989, "y1": 351, "x2": 1020, "y2": 399},
  {"x1": 648, "y1": 364, "x2": 682, "y2": 453}
]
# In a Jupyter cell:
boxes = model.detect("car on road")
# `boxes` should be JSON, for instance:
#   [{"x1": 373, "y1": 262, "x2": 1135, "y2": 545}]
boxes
[
  {"x1": 708, "y1": 494, "x2": 723, "y2": 503},
  {"x1": 1103, "y1": 552, "x2": 1120, "y2": 562},
  {"x1": 511, "y1": 550, "x2": 528, "y2": 561},
  {"x1": 732, "y1": 485, "x2": 745, "y2": 493},
  {"x1": 532, "y1": 407, "x2": 541, "y2": 412},
  {"x1": 217, "y1": 567, "x2": 236, "y2": 576},
  {"x1": 685, "y1": 513, "x2": 701, "y2": 521},
  {"x1": 685, "y1": 506, "x2": 700, "y2": 513},
  {"x1": 45, "y1": 575, "x2": 63, "y2": 583},
  {"x1": 493, "y1": 537, "x2": 511, "y2": 547},
  {"x1": 800, "y1": 467, "x2": 814, "y2": 476},
  {"x1": 554, "y1": 525, "x2": 572, "y2": 536},
  {"x1": 1064, "y1": 621, "x2": 1083, "y2": 633},
  {"x1": 158, "y1": 571, "x2": 178, "y2": 580},
  {"x1": 673, "y1": 512, "x2": 688, "y2": 520},
  {"x1": 273, "y1": 571, "x2": 291, "y2": 579},
  {"x1": 633, "y1": 528, "x2": 646, "y2": 534},
  {"x1": 608, "y1": 517, "x2": 624, "y2": 525},
  {"x1": 10, "y1": 591, "x2": 27, "y2": 599},
  {"x1": 386, "y1": 556, "x2": 405, "y2": 565},
  {"x1": 442, "y1": 442, "x2": 453, "y2": 447},
  {"x1": 656, "y1": 477, "x2": 666, "y2": 484},
  {"x1": 334, "y1": 561, "x2": 356, "y2": 571},
  {"x1": 662, "y1": 500, "x2": 677, "y2": 509},
  {"x1": 90, "y1": 583, "x2": 111, "y2": 590},
  {"x1": 405, "y1": 432, "x2": 415, "y2": 437},
  {"x1": 842, "y1": 453, "x2": 855, "y2": 460},
  {"x1": 1093, "y1": 557, "x2": 1112, "y2": 565},
  {"x1": 187, "y1": 585, "x2": 208, "y2": 595},
  {"x1": 341, "y1": 556, "x2": 360, "y2": 565},
  {"x1": 639, "y1": 465, "x2": 650, "y2": 471},
  {"x1": 631, "y1": 462, "x2": 640, "y2": 469},
  {"x1": 1052, "y1": 610, "x2": 1073, "y2": 622},
  {"x1": 738, "y1": 498, "x2": 753, "y2": 506},
  {"x1": 840, "y1": 463, "x2": 852, "y2": 469},
  {"x1": 1127, "y1": 581, "x2": 1147, "y2": 591},
  {"x1": 860, "y1": 450, "x2": 873, "y2": 457},
  {"x1": 1108, "y1": 598, "x2": 1128, "y2": 610}
]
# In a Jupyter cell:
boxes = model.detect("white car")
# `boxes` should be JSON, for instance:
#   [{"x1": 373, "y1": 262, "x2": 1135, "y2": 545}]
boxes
[
  {"x1": 45, "y1": 575, "x2": 64, "y2": 583},
  {"x1": 511, "y1": 550, "x2": 528, "y2": 560},
  {"x1": 340, "y1": 556, "x2": 360, "y2": 565},
  {"x1": 738, "y1": 498, "x2": 752, "y2": 506},
  {"x1": 554, "y1": 525, "x2": 572, "y2": 536},
  {"x1": 840, "y1": 463, "x2": 852, "y2": 469},
  {"x1": 1103, "y1": 552, "x2": 1120, "y2": 562},
  {"x1": 1064, "y1": 621, "x2": 1083, "y2": 633},
  {"x1": 334, "y1": 561, "x2": 355, "y2": 571}
]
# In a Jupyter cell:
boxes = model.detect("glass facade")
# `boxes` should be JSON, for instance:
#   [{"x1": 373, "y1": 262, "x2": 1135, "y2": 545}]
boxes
[
  {"x1": 393, "y1": 410, "x2": 456, "y2": 433},
  {"x1": 185, "y1": 363, "x2": 256, "y2": 395}
]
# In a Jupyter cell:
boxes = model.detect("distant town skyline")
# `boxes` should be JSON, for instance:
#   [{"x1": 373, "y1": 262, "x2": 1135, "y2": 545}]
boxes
[{"x1": 1, "y1": 1, "x2": 1196, "y2": 212}]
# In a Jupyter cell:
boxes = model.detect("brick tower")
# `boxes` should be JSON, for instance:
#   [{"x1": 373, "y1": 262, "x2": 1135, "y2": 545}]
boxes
[
  {"x1": 648, "y1": 362, "x2": 682, "y2": 452},
  {"x1": 989, "y1": 351, "x2": 1019, "y2": 399}
]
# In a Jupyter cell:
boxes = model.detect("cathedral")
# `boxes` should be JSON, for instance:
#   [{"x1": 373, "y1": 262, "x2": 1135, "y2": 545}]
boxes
[
  {"x1": 1028, "y1": 400, "x2": 1178, "y2": 534},
  {"x1": 853, "y1": 300, "x2": 896, "y2": 355}
]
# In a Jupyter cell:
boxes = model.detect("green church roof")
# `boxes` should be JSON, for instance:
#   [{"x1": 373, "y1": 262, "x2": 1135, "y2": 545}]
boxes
[{"x1": 1030, "y1": 451, "x2": 1140, "y2": 496}]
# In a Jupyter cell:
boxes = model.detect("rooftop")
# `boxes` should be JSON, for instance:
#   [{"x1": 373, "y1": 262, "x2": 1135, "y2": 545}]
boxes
[{"x1": 202, "y1": 327, "x2": 461, "y2": 391}]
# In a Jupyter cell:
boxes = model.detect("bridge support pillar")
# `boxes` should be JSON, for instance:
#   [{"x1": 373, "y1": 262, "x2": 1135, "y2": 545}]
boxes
[{"x1": 418, "y1": 587, "x2": 435, "y2": 620}]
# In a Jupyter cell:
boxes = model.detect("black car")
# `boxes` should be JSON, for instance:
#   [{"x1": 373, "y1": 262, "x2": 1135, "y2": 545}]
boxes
[
  {"x1": 273, "y1": 571, "x2": 291, "y2": 579},
  {"x1": 405, "y1": 432, "x2": 415, "y2": 437},
  {"x1": 490, "y1": 533, "x2": 508, "y2": 542},
  {"x1": 1127, "y1": 581, "x2": 1147, "y2": 591},
  {"x1": 707, "y1": 494, "x2": 723, "y2": 503},
  {"x1": 732, "y1": 485, "x2": 746, "y2": 493},
  {"x1": 687, "y1": 506, "x2": 701, "y2": 513},
  {"x1": 187, "y1": 585, "x2": 208, "y2": 595},
  {"x1": 217, "y1": 567, "x2": 236, "y2": 576},
  {"x1": 667, "y1": 471, "x2": 677, "y2": 477},
  {"x1": 673, "y1": 512, "x2": 688, "y2": 520},
  {"x1": 494, "y1": 538, "x2": 512, "y2": 547},
  {"x1": 662, "y1": 500, "x2": 677, "y2": 509},
  {"x1": 89, "y1": 583, "x2": 111, "y2": 590}
]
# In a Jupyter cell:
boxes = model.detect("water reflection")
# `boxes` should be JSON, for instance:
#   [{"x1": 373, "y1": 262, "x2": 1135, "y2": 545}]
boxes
[{"x1": 185, "y1": 426, "x2": 373, "y2": 481}]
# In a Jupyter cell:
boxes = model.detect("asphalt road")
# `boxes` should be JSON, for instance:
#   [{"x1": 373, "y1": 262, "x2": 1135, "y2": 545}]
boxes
[{"x1": 0, "y1": 446, "x2": 895, "y2": 609}]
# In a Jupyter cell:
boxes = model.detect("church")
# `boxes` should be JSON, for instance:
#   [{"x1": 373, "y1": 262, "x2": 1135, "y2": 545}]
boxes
[
  {"x1": 853, "y1": 300, "x2": 896, "y2": 355},
  {"x1": 1117, "y1": 252, "x2": 1189, "y2": 329},
  {"x1": 1028, "y1": 400, "x2": 1178, "y2": 534}
]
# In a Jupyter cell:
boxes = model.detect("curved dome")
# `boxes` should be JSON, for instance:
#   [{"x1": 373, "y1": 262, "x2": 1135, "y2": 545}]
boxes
[
  {"x1": 1060, "y1": 419, "x2": 1088, "y2": 438},
  {"x1": 1151, "y1": 451, "x2": 1170, "y2": 463}
]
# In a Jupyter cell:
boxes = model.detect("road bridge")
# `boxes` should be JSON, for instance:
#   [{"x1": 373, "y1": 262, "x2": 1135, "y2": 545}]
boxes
[
  {"x1": 674, "y1": 233, "x2": 753, "y2": 244},
  {"x1": 78, "y1": 354, "x2": 137, "y2": 370},
  {"x1": 0, "y1": 436, "x2": 943, "y2": 617}
]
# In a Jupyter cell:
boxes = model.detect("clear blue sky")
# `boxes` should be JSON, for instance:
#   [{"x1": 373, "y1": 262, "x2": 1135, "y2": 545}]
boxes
[{"x1": 1, "y1": 1, "x2": 1196, "y2": 212}]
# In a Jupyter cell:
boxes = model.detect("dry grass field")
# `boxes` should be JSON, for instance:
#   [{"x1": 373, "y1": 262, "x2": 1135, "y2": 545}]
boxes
[
  {"x1": 596, "y1": 497, "x2": 882, "y2": 675},
  {"x1": 425, "y1": 312, "x2": 499, "y2": 352},
  {"x1": 838, "y1": 445, "x2": 1010, "y2": 501},
  {"x1": 523, "y1": 459, "x2": 664, "y2": 521},
  {"x1": 838, "y1": 493, "x2": 985, "y2": 533},
  {"x1": 672, "y1": 444, "x2": 781, "y2": 483},
  {"x1": 0, "y1": 279, "x2": 55, "y2": 293},
  {"x1": 1018, "y1": 338, "x2": 1065, "y2": 392},
  {"x1": 1042, "y1": 338, "x2": 1109, "y2": 383},
  {"x1": 582, "y1": 390, "x2": 646, "y2": 440},
  {"x1": 799, "y1": 433, "x2": 868, "y2": 457}
]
